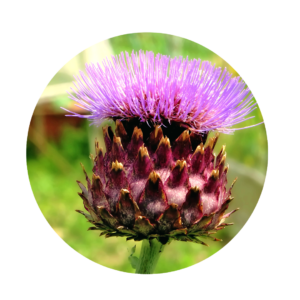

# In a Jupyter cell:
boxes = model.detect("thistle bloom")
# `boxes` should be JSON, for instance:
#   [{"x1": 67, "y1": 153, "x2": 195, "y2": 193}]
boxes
[
  {"x1": 65, "y1": 50, "x2": 261, "y2": 273},
  {"x1": 64, "y1": 50, "x2": 259, "y2": 133}
]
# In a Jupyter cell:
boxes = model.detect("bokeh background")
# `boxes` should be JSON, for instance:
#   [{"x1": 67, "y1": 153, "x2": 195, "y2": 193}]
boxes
[{"x1": 26, "y1": 33, "x2": 267, "y2": 273}]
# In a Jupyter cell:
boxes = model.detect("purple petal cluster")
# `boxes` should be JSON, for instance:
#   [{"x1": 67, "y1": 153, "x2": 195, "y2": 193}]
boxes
[{"x1": 64, "y1": 50, "x2": 260, "y2": 133}]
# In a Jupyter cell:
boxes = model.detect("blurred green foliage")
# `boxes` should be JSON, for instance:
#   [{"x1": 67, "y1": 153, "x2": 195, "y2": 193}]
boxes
[
  {"x1": 27, "y1": 33, "x2": 267, "y2": 273},
  {"x1": 110, "y1": 33, "x2": 227, "y2": 66}
]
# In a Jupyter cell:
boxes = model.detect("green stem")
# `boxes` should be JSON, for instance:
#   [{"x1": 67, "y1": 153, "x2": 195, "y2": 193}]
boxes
[{"x1": 135, "y1": 239, "x2": 165, "y2": 274}]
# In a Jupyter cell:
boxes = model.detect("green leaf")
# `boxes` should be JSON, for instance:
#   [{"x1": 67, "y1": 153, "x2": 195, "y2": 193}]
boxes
[
  {"x1": 130, "y1": 245, "x2": 136, "y2": 256},
  {"x1": 128, "y1": 256, "x2": 139, "y2": 270},
  {"x1": 128, "y1": 245, "x2": 138, "y2": 269}
]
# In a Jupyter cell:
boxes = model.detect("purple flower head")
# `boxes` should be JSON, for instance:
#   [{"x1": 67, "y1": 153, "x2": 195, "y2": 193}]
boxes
[{"x1": 64, "y1": 50, "x2": 261, "y2": 133}]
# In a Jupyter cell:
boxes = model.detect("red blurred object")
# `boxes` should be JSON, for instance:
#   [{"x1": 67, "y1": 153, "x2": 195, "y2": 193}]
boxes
[{"x1": 28, "y1": 101, "x2": 86, "y2": 142}]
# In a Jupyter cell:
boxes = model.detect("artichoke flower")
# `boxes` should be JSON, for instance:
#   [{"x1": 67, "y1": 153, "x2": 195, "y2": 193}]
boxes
[{"x1": 64, "y1": 50, "x2": 261, "y2": 273}]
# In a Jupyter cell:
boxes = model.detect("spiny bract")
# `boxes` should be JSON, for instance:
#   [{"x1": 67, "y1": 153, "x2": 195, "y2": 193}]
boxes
[{"x1": 76, "y1": 120, "x2": 238, "y2": 245}]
